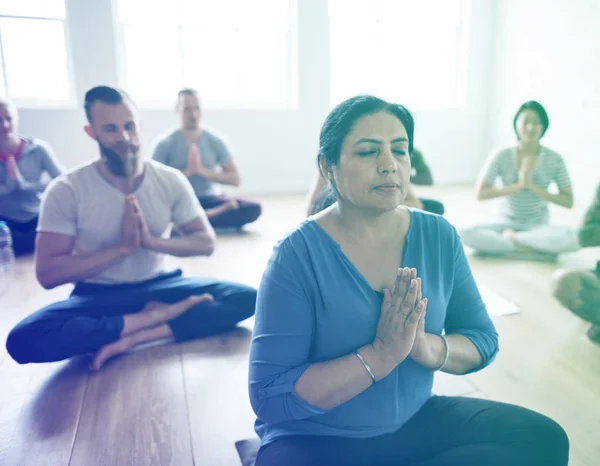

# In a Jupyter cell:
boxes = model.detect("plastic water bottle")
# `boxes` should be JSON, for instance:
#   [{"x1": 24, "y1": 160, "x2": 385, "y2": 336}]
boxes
[{"x1": 0, "y1": 221, "x2": 15, "y2": 294}]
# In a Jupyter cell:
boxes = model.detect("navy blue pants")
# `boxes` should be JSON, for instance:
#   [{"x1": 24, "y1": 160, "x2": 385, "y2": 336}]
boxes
[
  {"x1": 0, "y1": 215, "x2": 38, "y2": 256},
  {"x1": 199, "y1": 195, "x2": 262, "y2": 229},
  {"x1": 256, "y1": 396, "x2": 569, "y2": 466},
  {"x1": 6, "y1": 270, "x2": 256, "y2": 364}
]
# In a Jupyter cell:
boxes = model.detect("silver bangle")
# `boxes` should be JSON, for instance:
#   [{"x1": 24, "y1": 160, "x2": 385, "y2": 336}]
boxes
[
  {"x1": 436, "y1": 334, "x2": 450, "y2": 371},
  {"x1": 355, "y1": 351, "x2": 376, "y2": 384}
]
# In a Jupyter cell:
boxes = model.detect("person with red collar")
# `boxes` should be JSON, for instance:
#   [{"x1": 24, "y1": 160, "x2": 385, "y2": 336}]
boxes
[{"x1": 0, "y1": 98, "x2": 63, "y2": 255}]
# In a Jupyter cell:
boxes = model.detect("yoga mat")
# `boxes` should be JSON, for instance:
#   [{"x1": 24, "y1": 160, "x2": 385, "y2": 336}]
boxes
[{"x1": 478, "y1": 284, "x2": 520, "y2": 317}]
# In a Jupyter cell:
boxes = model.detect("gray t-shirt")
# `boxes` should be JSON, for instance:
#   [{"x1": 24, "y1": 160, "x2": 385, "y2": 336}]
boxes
[
  {"x1": 151, "y1": 127, "x2": 233, "y2": 198},
  {"x1": 37, "y1": 160, "x2": 205, "y2": 284},
  {"x1": 480, "y1": 146, "x2": 572, "y2": 226},
  {"x1": 0, "y1": 137, "x2": 63, "y2": 222}
]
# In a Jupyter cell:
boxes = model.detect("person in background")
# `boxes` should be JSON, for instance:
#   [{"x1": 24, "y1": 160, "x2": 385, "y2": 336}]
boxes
[
  {"x1": 459, "y1": 101, "x2": 578, "y2": 260},
  {"x1": 6, "y1": 86, "x2": 256, "y2": 371},
  {"x1": 0, "y1": 98, "x2": 63, "y2": 255},
  {"x1": 152, "y1": 89, "x2": 261, "y2": 231},
  {"x1": 248, "y1": 95, "x2": 568, "y2": 466},
  {"x1": 551, "y1": 183, "x2": 600, "y2": 344},
  {"x1": 305, "y1": 147, "x2": 444, "y2": 216}
]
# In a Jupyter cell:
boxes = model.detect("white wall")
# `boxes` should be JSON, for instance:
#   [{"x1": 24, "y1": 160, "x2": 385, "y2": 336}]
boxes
[
  {"x1": 16, "y1": 0, "x2": 496, "y2": 195},
  {"x1": 489, "y1": 0, "x2": 600, "y2": 212}
]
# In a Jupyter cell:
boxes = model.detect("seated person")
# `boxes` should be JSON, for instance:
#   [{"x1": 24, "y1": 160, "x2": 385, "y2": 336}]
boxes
[
  {"x1": 408, "y1": 147, "x2": 444, "y2": 214},
  {"x1": 248, "y1": 95, "x2": 568, "y2": 466},
  {"x1": 6, "y1": 86, "x2": 256, "y2": 371},
  {"x1": 305, "y1": 147, "x2": 444, "y2": 216},
  {"x1": 0, "y1": 98, "x2": 63, "y2": 255},
  {"x1": 460, "y1": 101, "x2": 578, "y2": 260},
  {"x1": 551, "y1": 183, "x2": 600, "y2": 344},
  {"x1": 152, "y1": 89, "x2": 261, "y2": 230}
]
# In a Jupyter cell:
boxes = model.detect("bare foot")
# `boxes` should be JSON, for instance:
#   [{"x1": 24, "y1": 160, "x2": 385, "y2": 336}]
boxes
[
  {"x1": 502, "y1": 230, "x2": 536, "y2": 253},
  {"x1": 89, "y1": 336, "x2": 132, "y2": 371},
  {"x1": 502, "y1": 229, "x2": 517, "y2": 241},
  {"x1": 120, "y1": 294, "x2": 214, "y2": 338},
  {"x1": 144, "y1": 294, "x2": 214, "y2": 326},
  {"x1": 89, "y1": 323, "x2": 176, "y2": 371}
]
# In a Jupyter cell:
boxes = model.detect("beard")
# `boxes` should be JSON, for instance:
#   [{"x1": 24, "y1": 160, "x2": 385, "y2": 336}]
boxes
[{"x1": 99, "y1": 141, "x2": 141, "y2": 177}]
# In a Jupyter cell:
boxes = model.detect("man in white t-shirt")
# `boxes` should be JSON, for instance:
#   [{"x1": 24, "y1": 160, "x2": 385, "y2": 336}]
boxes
[{"x1": 5, "y1": 86, "x2": 256, "y2": 370}]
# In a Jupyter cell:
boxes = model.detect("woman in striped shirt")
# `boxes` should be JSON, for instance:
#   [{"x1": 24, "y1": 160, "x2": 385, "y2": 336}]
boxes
[{"x1": 460, "y1": 101, "x2": 578, "y2": 260}]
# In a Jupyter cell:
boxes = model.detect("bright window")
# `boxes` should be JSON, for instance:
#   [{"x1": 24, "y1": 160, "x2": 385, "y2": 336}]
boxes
[
  {"x1": 116, "y1": 0, "x2": 297, "y2": 108},
  {"x1": 329, "y1": 0, "x2": 471, "y2": 109},
  {"x1": 0, "y1": 0, "x2": 73, "y2": 104}
]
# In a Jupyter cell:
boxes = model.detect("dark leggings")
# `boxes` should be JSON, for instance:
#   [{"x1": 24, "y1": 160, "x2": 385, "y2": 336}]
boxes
[
  {"x1": 199, "y1": 195, "x2": 262, "y2": 229},
  {"x1": 6, "y1": 270, "x2": 256, "y2": 364},
  {"x1": 256, "y1": 396, "x2": 569, "y2": 466},
  {"x1": 419, "y1": 198, "x2": 445, "y2": 215},
  {"x1": 0, "y1": 215, "x2": 38, "y2": 256}
]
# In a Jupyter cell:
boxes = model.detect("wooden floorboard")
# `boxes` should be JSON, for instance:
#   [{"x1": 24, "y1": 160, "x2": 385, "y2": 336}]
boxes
[
  {"x1": 0, "y1": 358, "x2": 88, "y2": 466},
  {"x1": 69, "y1": 344, "x2": 193, "y2": 466},
  {"x1": 0, "y1": 189, "x2": 597, "y2": 466},
  {"x1": 181, "y1": 325, "x2": 256, "y2": 466},
  {"x1": 466, "y1": 257, "x2": 600, "y2": 466}
]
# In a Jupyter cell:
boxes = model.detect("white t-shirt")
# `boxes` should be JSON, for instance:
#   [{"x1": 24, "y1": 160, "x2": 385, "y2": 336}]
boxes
[{"x1": 37, "y1": 160, "x2": 205, "y2": 284}]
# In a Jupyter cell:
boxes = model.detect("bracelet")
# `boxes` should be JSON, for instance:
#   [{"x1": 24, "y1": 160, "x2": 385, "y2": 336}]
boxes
[
  {"x1": 435, "y1": 334, "x2": 450, "y2": 371},
  {"x1": 355, "y1": 351, "x2": 376, "y2": 384}
]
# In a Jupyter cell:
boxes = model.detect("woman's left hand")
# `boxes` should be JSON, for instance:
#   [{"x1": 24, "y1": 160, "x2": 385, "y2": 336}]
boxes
[
  {"x1": 408, "y1": 281, "x2": 433, "y2": 366},
  {"x1": 403, "y1": 275, "x2": 446, "y2": 369},
  {"x1": 409, "y1": 297, "x2": 436, "y2": 367}
]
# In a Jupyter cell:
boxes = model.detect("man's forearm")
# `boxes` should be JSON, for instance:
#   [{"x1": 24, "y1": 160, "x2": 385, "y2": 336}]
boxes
[
  {"x1": 198, "y1": 168, "x2": 240, "y2": 186},
  {"x1": 37, "y1": 246, "x2": 130, "y2": 289},
  {"x1": 147, "y1": 232, "x2": 215, "y2": 257}
]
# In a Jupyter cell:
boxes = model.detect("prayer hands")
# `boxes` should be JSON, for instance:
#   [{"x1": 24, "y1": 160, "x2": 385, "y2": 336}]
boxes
[
  {"x1": 6, "y1": 156, "x2": 23, "y2": 182},
  {"x1": 126, "y1": 196, "x2": 154, "y2": 249},
  {"x1": 185, "y1": 144, "x2": 205, "y2": 177},
  {"x1": 518, "y1": 156, "x2": 536, "y2": 189},
  {"x1": 121, "y1": 195, "x2": 141, "y2": 253},
  {"x1": 372, "y1": 267, "x2": 426, "y2": 366}
]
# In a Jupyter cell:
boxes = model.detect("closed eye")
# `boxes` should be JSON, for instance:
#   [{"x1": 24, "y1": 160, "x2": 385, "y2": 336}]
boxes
[{"x1": 358, "y1": 150, "x2": 378, "y2": 156}]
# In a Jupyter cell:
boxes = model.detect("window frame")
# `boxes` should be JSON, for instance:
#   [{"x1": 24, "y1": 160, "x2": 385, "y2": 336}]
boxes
[
  {"x1": 327, "y1": 0, "x2": 471, "y2": 111},
  {"x1": 0, "y1": 3, "x2": 77, "y2": 109},
  {"x1": 113, "y1": 0, "x2": 299, "y2": 110}
]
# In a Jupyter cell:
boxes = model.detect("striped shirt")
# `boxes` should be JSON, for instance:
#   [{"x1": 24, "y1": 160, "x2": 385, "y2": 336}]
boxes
[{"x1": 480, "y1": 146, "x2": 572, "y2": 226}]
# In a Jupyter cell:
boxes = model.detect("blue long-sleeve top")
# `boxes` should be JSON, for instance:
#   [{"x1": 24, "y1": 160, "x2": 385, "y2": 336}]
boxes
[{"x1": 248, "y1": 210, "x2": 499, "y2": 448}]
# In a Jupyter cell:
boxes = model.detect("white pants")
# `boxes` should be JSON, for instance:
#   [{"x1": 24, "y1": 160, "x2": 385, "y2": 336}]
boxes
[{"x1": 459, "y1": 222, "x2": 581, "y2": 255}]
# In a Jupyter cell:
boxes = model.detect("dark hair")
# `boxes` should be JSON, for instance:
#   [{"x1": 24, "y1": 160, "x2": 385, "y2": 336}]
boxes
[
  {"x1": 311, "y1": 95, "x2": 414, "y2": 214},
  {"x1": 84, "y1": 86, "x2": 133, "y2": 123},
  {"x1": 513, "y1": 101, "x2": 549, "y2": 138},
  {"x1": 178, "y1": 88, "x2": 199, "y2": 99}
]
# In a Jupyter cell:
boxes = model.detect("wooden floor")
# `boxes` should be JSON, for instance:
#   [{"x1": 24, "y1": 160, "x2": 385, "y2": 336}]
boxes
[{"x1": 0, "y1": 186, "x2": 598, "y2": 466}]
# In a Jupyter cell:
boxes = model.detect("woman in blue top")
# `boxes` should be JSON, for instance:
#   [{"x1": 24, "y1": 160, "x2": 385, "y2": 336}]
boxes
[{"x1": 248, "y1": 96, "x2": 568, "y2": 466}]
